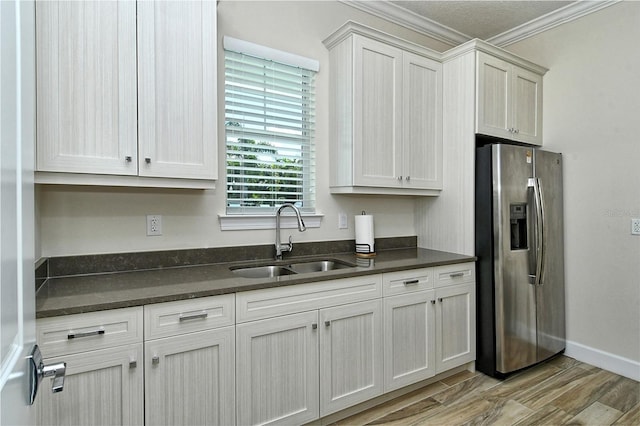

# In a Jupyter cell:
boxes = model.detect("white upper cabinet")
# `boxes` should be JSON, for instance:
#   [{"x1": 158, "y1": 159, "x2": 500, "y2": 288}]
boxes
[
  {"x1": 476, "y1": 51, "x2": 543, "y2": 145},
  {"x1": 36, "y1": 0, "x2": 217, "y2": 188},
  {"x1": 36, "y1": 1, "x2": 137, "y2": 175},
  {"x1": 324, "y1": 22, "x2": 443, "y2": 196},
  {"x1": 137, "y1": 0, "x2": 217, "y2": 180}
]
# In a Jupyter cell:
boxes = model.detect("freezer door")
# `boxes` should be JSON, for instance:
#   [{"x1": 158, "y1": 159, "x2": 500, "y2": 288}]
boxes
[
  {"x1": 534, "y1": 150, "x2": 566, "y2": 361},
  {"x1": 492, "y1": 144, "x2": 537, "y2": 374}
]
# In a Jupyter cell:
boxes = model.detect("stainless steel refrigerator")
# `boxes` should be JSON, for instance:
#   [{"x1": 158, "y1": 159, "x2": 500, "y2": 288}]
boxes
[{"x1": 475, "y1": 141, "x2": 565, "y2": 378}]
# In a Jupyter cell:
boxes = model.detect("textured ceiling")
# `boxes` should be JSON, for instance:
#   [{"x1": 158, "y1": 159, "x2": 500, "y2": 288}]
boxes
[{"x1": 390, "y1": 1, "x2": 574, "y2": 40}]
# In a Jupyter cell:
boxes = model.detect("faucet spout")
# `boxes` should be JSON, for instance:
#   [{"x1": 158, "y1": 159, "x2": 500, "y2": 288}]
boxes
[{"x1": 275, "y1": 203, "x2": 306, "y2": 260}]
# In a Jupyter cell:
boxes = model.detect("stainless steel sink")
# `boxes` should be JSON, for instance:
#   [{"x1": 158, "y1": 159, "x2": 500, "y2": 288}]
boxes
[
  {"x1": 288, "y1": 259, "x2": 354, "y2": 274},
  {"x1": 230, "y1": 265, "x2": 296, "y2": 279},
  {"x1": 230, "y1": 258, "x2": 355, "y2": 279}
]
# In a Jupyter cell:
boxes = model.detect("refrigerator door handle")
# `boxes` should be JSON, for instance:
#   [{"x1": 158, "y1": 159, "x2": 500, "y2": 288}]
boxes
[{"x1": 528, "y1": 177, "x2": 545, "y2": 285}]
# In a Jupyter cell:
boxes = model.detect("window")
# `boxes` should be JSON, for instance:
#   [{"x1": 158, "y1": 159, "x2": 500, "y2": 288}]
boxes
[{"x1": 224, "y1": 37, "x2": 318, "y2": 215}]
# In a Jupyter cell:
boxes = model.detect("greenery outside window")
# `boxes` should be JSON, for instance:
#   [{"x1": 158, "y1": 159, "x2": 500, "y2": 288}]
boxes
[{"x1": 224, "y1": 37, "x2": 318, "y2": 215}]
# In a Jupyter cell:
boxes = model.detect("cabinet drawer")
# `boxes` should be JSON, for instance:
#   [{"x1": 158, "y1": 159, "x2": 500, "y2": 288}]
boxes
[
  {"x1": 37, "y1": 307, "x2": 143, "y2": 358},
  {"x1": 144, "y1": 294, "x2": 235, "y2": 340},
  {"x1": 434, "y1": 262, "x2": 476, "y2": 287},
  {"x1": 236, "y1": 275, "x2": 382, "y2": 323},
  {"x1": 382, "y1": 268, "x2": 433, "y2": 296}
]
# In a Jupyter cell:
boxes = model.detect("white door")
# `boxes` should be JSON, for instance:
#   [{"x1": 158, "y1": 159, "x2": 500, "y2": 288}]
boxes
[{"x1": 0, "y1": 0, "x2": 37, "y2": 424}]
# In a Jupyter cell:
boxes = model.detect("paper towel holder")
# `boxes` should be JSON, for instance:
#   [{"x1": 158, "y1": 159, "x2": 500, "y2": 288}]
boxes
[{"x1": 355, "y1": 211, "x2": 376, "y2": 258}]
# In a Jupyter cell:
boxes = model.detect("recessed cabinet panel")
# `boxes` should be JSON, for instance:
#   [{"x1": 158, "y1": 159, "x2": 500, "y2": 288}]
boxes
[
  {"x1": 145, "y1": 327, "x2": 235, "y2": 426},
  {"x1": 354, "y1": 36, "x2": 402, "y2": 187},
  {"x1": 35, "y1": 345, "x2": 143, "y2": 426},
  {"x1": 477, "y1": 57, "x2": 510, "y2": 133},
  {"x1": 403, "y1": 53, "x2": 442, "y2": 189},
  {"x1": 36, "y1": 1, "x2": 137, "y2": 175},
  {"x1": 320, "y1": 299, "x2": 383, "y2": 416},
  {"x1": 436, "y1": 282, "x2": 476, "y2": 372},
  {"x1": 512, "y1": 67, "x2": 542, "y2": 143},
  {"x1": 236, "y1": 311, "x2": 319, "y2": 426},
  {"x1": 137, "y1": 0, "x2": 217, "y2": 180},
  {"x1": 384, "y1": 291, "x2": 436, "y2": 391}
]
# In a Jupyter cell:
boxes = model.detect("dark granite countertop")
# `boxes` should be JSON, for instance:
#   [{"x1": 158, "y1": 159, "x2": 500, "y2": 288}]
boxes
[{"x1": 36, "y1": 247, "x2": 475, "y2": 319}]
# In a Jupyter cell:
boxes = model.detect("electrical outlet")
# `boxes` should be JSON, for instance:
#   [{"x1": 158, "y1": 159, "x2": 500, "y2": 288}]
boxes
[
  {"x1": 338, "y1": 212, "x2": 348, "y2": 229},
  {"x1": 147, "y1": 215, "x2": 162, "y2": 236},
  {"x1": 632, "y1": 218, "x2": 640, "y2": 235}
]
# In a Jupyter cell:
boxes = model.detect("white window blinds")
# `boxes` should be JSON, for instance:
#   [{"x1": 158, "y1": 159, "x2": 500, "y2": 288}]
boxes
[{"x1": 224, "y1": 38, "x2": 317, "y2": 214}]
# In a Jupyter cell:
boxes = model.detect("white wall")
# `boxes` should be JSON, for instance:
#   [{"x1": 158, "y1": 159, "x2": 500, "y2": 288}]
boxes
[
  {"x1": 507, "y1": 1, "x2": 640, "y2": 371},
  {"x1": 37, "y1": 1, "x2": 452, "y2": 257}
]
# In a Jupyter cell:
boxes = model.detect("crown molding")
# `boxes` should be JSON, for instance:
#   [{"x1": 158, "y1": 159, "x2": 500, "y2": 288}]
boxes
[
  {"x1": 339, "y1": 0, "x2": 471, "y2": 48},
  {"x1": 488, "y1": 0, "x2": 622, "y2": 47},
  {"x1": 340, "y1": 0, "x2": 620, "y2": 48}
]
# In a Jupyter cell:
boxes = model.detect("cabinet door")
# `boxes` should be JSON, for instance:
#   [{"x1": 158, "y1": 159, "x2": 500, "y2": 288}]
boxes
[
  {"x1": 36, "y1": 1, "x2": 137, "y2": 175},
  {"x1": 435, "y1": 283, "x2": 476, "y2": 373},
  {"x1": 36, "y1": 344, "x2": 143, "y2": 426},
  {"x1": 137, "y1": 0, "x2": 217, "y2": 180},
  {"x1": 236, "y1": 311, "x2": 319, "y2": 426},
  {"x1": 403, "y1": 52, "x2": 442, "y2": 190},
  {"x1": 145, "y1": 327, "x2": 235, "y2": 426},
  {"x1": 476, "y1": 52, "x2": 511, "y2": 139},
  {"x1": 353, "y1": 35, "x2": 403, "y2": 187},
  {"x1": 511, "y1": 66, "x2": 543, "y2": 145},
  {"x1": 320, "y1": 299, "x2": 383, "y2": 416},
  {"x1": 383, "y1": 291, "x2": 436, "y2": 391}
]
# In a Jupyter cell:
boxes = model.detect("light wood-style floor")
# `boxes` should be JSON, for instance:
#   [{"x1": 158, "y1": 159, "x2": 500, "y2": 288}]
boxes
[{"x1": 334, "y1": 356, "x2": 640, "y2": 425}]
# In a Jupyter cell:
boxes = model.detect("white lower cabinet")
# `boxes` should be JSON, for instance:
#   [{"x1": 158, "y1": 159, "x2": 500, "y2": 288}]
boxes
[
  {"x1": 144, "y1": 295, "x2": 235, "y2": 426},
  {"x1": 319, "y1": 299, "x2": 384, "y2": 416},
  {"x1": 35, "y1": 308, "x2": 144, "y2": 426},
  {"x1": 435, "y1": 282, "x2": 476, "y2": 372},
  {"x1": 383, "y1": 290, "x2": 436, "y2": 391},
  {"x1": 36, "y1": 344, "x2": 144, "y2": 426},
  {"x1": 144, "y1": 327, "x2": 235, "y2": 426},
  {"x1": 236, "y1": 311, "x2": 319, "y2": 426}
]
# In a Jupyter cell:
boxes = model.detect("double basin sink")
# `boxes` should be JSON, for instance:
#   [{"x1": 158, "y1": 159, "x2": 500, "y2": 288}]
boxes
[{"x1": 230, "y1": 258, "x2": 356, "y2": 279}]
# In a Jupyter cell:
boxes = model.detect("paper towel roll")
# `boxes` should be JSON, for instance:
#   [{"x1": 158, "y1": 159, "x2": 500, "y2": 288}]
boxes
[{"x1": 355, "y1": 214, "x2": 375, "y2": 255}]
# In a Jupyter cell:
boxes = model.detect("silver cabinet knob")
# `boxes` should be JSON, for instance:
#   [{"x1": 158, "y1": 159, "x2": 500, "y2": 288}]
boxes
[
  {"x1": 145, "y1": 158, "x2": 151, "y2": 164},
  {"x1": 152, "y1": 355, "x2": 160, "y2": 365},
  {"x1": 397, "y1": 176, "x2": 403, "y2": 181},
  {"x1": 325, "y1": 320, "x2": 331, "y2": 327},
  {"x1": 405, "y1": 176, "x2": 411, "y2": 181},
  {"x1": 125, "y1": 156, "x2": 132, "y2": 162}
]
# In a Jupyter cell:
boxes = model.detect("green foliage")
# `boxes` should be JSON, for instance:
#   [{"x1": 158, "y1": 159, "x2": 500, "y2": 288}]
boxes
[{"x1": 226, "y1": 123, "x2": 303, "y2": 208}]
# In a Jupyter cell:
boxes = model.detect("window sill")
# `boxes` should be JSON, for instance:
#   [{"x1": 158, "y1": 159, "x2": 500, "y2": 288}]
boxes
[{"x1": 218, "y1": 213, "x2": 324, "y2": 231}]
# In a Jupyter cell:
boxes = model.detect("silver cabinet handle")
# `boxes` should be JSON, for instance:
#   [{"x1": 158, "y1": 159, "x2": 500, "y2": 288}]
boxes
[
  {"x1": 152, "y1": 356, "x2": 160, "y2": 365},
  {"x1": 125, "y1": 156, "x2": 132, "y2": 162},
  {"x1": 27, "y1": 345, "x2": 66, "y2": 405},
  {"x1": 403, "y1": 279, "x2": 419, "y2": 285},
  {"x1": 67, "y1": 328, "x2": 105, "y2": 339},
  {"x1": 145, "y1": 158, "x2": 151, "y2": 164},
  {"x1": 325, "y1": 321, "x2": 331, "y2": 327},
  {"x1": 312, "y1": 323, "x2": 318, "y2": 330},
  {"x1": 179, "y1": 312, "x2": 208, "y2": 322},
  {"x1": 129, "y1": 360, "x2": 137, "y2": 369},
  {"x1": 449, "y1": 272, "x2": 464, "y2": 278}
]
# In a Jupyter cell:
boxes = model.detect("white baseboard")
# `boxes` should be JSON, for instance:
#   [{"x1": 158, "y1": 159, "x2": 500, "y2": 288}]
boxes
[{"x1": 565, "y1": 340, "x2": 640, "y2": 381}]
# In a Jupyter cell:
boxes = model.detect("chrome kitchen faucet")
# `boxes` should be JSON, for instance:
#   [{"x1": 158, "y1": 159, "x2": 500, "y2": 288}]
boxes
[{"x1": 275, "y1": 203, "x2": 306, "y2": 260}]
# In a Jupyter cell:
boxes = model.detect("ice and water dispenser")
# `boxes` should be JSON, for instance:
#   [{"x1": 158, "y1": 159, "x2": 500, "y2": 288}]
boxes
[{"x1": 510, "y1": 204, "x2": 528, "y2": 250}]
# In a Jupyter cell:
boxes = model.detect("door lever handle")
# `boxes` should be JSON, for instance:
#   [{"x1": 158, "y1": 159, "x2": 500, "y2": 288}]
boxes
[
  {"x1": 43, "y1": 363, "x2": 66, "y2": 393},
  {"x1": 27, "y1": 345, "x2": 67, "y2": 405}
]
